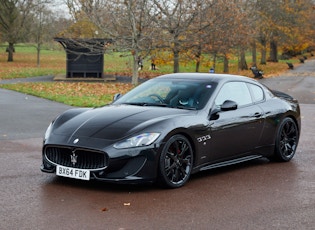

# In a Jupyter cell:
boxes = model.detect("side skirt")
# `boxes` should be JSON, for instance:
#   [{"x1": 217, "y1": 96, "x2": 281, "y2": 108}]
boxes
[{"x1": 199, "y1": 155, "x2": 263, "y2": 171}]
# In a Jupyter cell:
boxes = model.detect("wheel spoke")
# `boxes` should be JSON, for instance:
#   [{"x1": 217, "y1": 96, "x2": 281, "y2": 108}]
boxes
[
  {"x1": 173, "y1": 168, "x2": 180, "y2": 182},
  {"x1": 182, "y1": 156, "x2": 191, "y2": 165},
  {"x1": 165, "y1": 162, "x2": 176, "y2": 173},
  {"x1": 166, "y1": 151, "x2": 177, "y2": 161},
  {"x1": 179, "y1": 164, "x2": 189, "y2": 177},
  {"x1": 178, "y1": 142, "x2": 188, "y2": 156},
  {"x1": 288, "y1": 123, "x2": 296, "y2": 135},
  {"x1": 174, "y1": 142, "x2": 183, "y2": 155}
]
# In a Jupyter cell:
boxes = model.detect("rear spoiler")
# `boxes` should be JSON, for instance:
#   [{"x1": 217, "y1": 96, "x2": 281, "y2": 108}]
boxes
[{"x1": 271, "y1": 90, "x2": 296, "y2": 102}]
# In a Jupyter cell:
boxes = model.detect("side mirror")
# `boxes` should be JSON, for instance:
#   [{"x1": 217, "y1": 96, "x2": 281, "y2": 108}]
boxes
[
  {"x1": 221, "y1": 100, "x2": 237, "y2": 111},
  {"x1": 209, "y1": 100, "x2": 238, "y2": 120},
  {"x1": 113, "y1": 93, "x2": 122, "y2": 101}
]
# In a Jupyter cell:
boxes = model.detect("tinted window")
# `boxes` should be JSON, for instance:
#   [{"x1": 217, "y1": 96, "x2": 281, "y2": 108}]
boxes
[
  {"x1": 215, "y1": 82, "x2": 252, "y2": 107},
  {"x1": 248, "y1": 83, "x2": 264, "y2": 102},
  {"x1": 114, "y1": 78, "x2": 217, "y2": 110}
]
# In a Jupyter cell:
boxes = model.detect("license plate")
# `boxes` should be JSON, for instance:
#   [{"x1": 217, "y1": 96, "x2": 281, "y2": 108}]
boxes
[{"x1": 56, "y1": 165, "x2": 90, "y2": 181}]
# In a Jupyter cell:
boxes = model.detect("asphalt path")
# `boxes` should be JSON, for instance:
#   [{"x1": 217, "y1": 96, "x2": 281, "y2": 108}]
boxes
[{"x1": 0, "y1": 59, "x2": 315, "y2": 229}]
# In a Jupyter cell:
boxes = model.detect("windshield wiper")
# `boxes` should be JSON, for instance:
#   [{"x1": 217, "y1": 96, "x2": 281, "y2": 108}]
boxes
[
  {"x1": 172, "y1": 105, "x2": 197, "y2": 110},
  {"x1": 123, "y1": 102, "x2": 169, "y2": 107},
  {"x1": 122, "y1": 102, "x2": 196, "y2": 110},
  {"x1": 123, "y1": 102, "x2": 147, "y2": 106}
]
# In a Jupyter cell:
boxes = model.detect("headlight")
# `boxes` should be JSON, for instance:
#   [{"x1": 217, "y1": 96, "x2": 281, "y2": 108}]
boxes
[{"x1": 113, "y1": 133, "x2": 160, "y2": 149}]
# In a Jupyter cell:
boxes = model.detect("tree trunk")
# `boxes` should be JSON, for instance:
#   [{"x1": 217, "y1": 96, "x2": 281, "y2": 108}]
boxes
[
  {"x1": 173, "y1": 49, "x2": 180, "y2": 73},
  {"x1": 239, "y1": 48, "x2": 248, "y2": 70},
  {"x1": 173, "y1": 34, "x2": 180, "y2": 73},
  {"x1": 252, "y1": 41, "x2": 257, "y2": 66},
  {"x1": 223, "y1": 54, "x2": 229, "y2": 73},
  {"x1": 195, "y1": 45, "x2": 202, "y2": 72},
  {"x1": 37, "y1": 43, "x2": 41, "y2": 68},
  {"x1": 132, "y1": 54, "x2": 139, "y2": 85},
  {"x1": 7, "y1": 43, "x2": 14, "y2": 62},
  {"x1": 269, "y1": 39, "x2": 278, "y2": 62},
  {"x1": 195, "y1": 58, "x2": 200, "y2": 73},
  {"x1": 260, "y1": 39, "x2": 267, "y2": 65},
  {"x1": 212, "y1": 52, "x2": 217, "y2": 70}
]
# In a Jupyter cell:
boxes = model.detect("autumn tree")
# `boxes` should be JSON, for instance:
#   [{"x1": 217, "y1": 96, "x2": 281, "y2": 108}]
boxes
[
  {"x1": 248, "y1": 0, "x2": 315, "y2": 64},
  {"x1": 184, "y1": 0, "x2": 215, "y2": 72},
  {"x1": 62, "y1": 0, "x2": 315, "y2": 79},
  {"x1": 28, "y1": 0, "x2": 58, "y2": 67},
  {"x1": 0, "y1": 0, "x2": 34, "y2": 62},
  {"x1": 66, "y1": 0, "x2": 157, "y2": 85},
  {"x1": 196, "y1": 0, "x2": 250, "y2": 71},
  {"x1": 279, "y1": 0, "x2": 315, "y2": 57},
  {"x1": 242, "y1": 0, "x2": 260, "y2": 66},
  {"x1": 151, "y1": 0, "x2": 204, "y2": 73},
  {"x1": 234, "y1": 0, "x2": 252, "y2": 70}
]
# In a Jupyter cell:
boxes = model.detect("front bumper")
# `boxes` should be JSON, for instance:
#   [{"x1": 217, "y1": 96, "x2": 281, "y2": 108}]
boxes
[{"x1": 41, "y1": 145, "x2": 160, "y2": 184}]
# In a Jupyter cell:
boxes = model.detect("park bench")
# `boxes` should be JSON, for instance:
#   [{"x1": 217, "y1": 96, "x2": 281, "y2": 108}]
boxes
[
  {"x1": 250, "y1": 66, "x2": 264, "y2": 79},
  {"x1": 286, "y1": 62, "x2": 294, "y2": 70}
]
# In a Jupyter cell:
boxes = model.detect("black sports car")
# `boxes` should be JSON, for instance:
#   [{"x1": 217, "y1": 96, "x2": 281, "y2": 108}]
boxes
[{"x1": 41, "y1": 73, "x2": 301, "y2": 188}]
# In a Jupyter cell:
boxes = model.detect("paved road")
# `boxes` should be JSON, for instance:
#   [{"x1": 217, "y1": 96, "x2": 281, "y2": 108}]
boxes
[
  {"x1": 0, "y1": 60, "x2": 315, "y2": 229},
  {"x1": 260, "y1": 61, "x2": 315, "y2": 104},
  {"x1": 0, "y1": 89, "x2": 71, "y2": 140}
]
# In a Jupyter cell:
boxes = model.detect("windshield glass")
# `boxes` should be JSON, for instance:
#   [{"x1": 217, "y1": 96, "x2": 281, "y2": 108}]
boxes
[{"x1": 113, "y1": 78, "x2": 217, "y2": 110}]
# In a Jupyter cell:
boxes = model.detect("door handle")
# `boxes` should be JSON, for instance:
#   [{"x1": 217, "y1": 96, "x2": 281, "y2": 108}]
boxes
[{"x1": 253, "y1": 112, "x2": 262, "y2": 118}]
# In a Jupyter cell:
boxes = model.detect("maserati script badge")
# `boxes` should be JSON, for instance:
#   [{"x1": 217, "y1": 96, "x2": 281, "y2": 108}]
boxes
[{"x1": 70, "y1": 152, "x2": 78, "y2": 166}]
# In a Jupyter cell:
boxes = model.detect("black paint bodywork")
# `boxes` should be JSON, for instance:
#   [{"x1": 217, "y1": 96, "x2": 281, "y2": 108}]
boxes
[{"x1": 41, "y1": 73, "x2": 301, "y2": 184}]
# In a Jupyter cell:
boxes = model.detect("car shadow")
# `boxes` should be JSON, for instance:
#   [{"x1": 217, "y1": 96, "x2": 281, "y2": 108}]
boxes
[
  {"x1": 42, "y1": 174, "x2": 158, "y2": 192},
  {"x1": 41, "y1": 157, "x2": 273, "y2": 192}
]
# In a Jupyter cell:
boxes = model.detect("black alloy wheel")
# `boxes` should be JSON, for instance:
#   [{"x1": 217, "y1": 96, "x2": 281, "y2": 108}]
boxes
[
  {"x1": 158, "y1": 134, "x2": 193, "y2": 188},
  {"x1": 274, "y1": 117, "x2": 299, "y2": 162}
]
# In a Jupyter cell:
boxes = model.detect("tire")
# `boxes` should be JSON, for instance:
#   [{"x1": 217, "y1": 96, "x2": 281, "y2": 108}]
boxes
[
  {"x1": 158, "y1": 135, "x2": 193, "y2": 188},
  {"x1": 274, "y1": 117, "x2": 299, "y2": 162}
]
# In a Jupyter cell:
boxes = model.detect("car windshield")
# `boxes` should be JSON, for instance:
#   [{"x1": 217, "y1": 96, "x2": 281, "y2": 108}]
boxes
[{"x1": 113, "y1": 78, "x2": 217, "y2": 110}]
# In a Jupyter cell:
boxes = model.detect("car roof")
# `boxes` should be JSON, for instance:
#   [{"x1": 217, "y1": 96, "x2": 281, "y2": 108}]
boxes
[{"x1": 156, "y1": 73, "x2": 257, "y2": 84}]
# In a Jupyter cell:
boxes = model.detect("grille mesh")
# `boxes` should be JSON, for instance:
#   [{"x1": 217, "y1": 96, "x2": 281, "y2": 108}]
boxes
[{"x1": 45, "y1": 146, "x2": 107, "y2": 170}]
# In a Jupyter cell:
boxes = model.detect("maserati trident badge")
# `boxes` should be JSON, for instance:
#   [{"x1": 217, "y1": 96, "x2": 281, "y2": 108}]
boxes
[
  {"x1": 70, "y1": 152, "x2": 78, "y2": 166},
  {"x1": 73, "y1": 138, "x2": 79, "y2": 144}
]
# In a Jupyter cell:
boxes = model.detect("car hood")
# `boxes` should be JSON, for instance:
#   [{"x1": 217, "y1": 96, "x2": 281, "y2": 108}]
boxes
[{"x1": 52, "y1": 104, "x2": 192, "y2": 141}]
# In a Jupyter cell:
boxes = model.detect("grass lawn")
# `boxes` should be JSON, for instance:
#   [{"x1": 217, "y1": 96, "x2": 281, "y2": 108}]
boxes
[
  {"x1": 0, "y1": 82, "x2": 134, "y2": 107},
  {"x1": 0, "y1": 44, "x2": 307, "y2": 107}
]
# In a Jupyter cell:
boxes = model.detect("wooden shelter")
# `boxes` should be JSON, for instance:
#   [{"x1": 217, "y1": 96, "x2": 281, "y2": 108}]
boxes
[{"x1": 54, "y1": 38, "x2": 112, "y2": 78}]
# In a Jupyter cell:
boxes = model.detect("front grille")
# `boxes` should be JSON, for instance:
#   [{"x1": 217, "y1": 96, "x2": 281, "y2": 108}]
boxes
[{"x1": 44, "y1": 146, "x2": 107, "y2": 170}]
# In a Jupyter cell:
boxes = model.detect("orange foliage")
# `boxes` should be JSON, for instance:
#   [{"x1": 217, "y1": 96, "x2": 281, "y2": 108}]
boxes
[
  {"x1": 57, "y1": 14, "x2": 103, "y2": 39},
  {"x1": 25, "y1": 82, "x2": 133, "y2": 97}
]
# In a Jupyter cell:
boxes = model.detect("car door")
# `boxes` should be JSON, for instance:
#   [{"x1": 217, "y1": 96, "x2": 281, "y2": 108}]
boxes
[{"x1": 207, "y1": 81, "x2": 265, "y2": 161}]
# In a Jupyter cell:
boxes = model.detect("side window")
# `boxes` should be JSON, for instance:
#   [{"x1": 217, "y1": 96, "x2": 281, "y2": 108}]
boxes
[
  {"x1": 215, "y1": 82, "x2": 253, "y2": 107},
  {"x1": 248, "y1": 83, "x2": 264, "y2": 103}
]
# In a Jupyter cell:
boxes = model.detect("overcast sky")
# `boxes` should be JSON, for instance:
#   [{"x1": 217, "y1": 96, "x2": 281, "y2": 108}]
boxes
[{"x1": 50, "y1": 0, "x2": 70, "y2": 18}]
